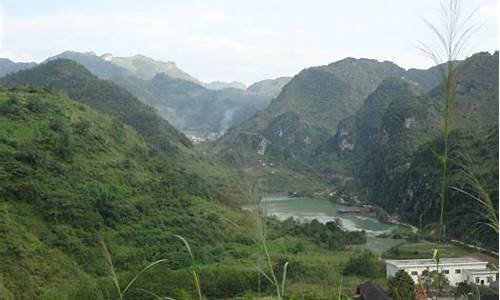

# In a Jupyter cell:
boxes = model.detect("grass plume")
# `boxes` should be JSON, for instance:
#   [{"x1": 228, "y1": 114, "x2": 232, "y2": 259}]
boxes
[
  {"x1": 100, "y1": 236, "x2": 169, "y2": 300},
  {"x1": 174, "y1": 235, "x2": 203, "y2": 300}
]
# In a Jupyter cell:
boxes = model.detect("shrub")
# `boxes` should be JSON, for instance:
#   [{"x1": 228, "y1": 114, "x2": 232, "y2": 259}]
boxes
[
  {"x1": 388, "y1": 270, "x2": 416, "y2": 300},
  {"x1": 343, "y1": 251, "x2": 385, "y2": 278}
]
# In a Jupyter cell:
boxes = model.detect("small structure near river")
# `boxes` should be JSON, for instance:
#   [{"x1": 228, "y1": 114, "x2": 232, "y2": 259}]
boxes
[{"x1": 337, "y1": 207, "x2": 363, "y2": 215}]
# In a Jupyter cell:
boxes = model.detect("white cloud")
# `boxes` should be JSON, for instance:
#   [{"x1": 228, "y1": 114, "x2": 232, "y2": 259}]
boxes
[
  {"x1": 0, "y1": 0, "x2": 497, "y2": 84},
  {"x1": 479, "y1": 4, "x2": 498, "y2": 17}
]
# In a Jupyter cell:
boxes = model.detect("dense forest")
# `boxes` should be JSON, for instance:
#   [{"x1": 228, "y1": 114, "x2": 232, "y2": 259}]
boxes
[{"x1": 0, "y1": 85, "x2": 372, "y2": 299}]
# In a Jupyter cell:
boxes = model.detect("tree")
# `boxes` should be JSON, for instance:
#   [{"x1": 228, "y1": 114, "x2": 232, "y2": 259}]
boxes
[
  {"x1": 421, "y1": 270, "x2": 450, "y2": 296},
  {"x1": 343, "y1": 251, "x2": 385, "y2": 278},
  {"x1": 388, "y1": 270, "x2": 416, "y2": 300}
]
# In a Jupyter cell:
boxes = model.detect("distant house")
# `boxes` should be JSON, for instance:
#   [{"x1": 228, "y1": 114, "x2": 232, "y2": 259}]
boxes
[
  {"x1": 356, "y1": 282, "x2": 391, "y2": 300},
  {"x1": 385, "y1": 257, "x2": 498, "y2": 286}
]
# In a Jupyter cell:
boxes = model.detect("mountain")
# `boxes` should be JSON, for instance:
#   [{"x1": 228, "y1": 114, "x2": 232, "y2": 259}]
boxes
[
  {"x1": 105, "y1": 53, "x2": 202, "y2": 83},
  {"x1": 205, "y1": 81, "x2": 246, "y2": 90},
  {"x1": 320, "y1": 51, "x2": 499, "y2": 247},
  {"x1": 45, "y1": 51, "x2": 131, "y2": 79},
  {"x1": 112, "y1": 73, "x2": 270, "y2": 137},
  {"x1": 0, "y1": 58, "x2": 37, "y2": 77},
  {"x1": 0, "y1": 86, "x2": 255, "y2": 298},
  {"x1": 40, "y1": 51, "x2": 283, "y2": 137},
  {"x1": 0, "y1": 59, "x2": 190, "y2": 153},
  {"x1": 211, "y1": 58, "x2": 425, "y2": 191},
  {"x1": 211, "y1": 52, "x2": 498, "y2": 248},
  {"x1": 405, "y1": 65, "x2": 442, "y2": 91},
  {"x1": 247, "y1": 77, "x2": 291, "y2": 99},
  {"x1": 0, "y1": 88, "x2": 369, "y2": 299}
]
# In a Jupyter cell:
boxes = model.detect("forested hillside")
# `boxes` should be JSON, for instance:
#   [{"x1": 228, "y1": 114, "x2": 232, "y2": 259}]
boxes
[
  {"x1": 211, "y1": 57, "x2": 441, "y2": 192},
  {"x1": 0, "y1": 59, "x2": 250, "y2": 205},
  {"x1": 0, "y1": 87, "x2": 250, "y2": 298},
  {"x1": 40, "y1": 51, "x2": 288, "y2": 137},
  {"x1": 0, "y1": 87, "x2": 372, "y2": 299},
  {"x1": 211, "y1": 52, "x2": 499, "y2": 247},
  {"x1": 336, "y1": 52, "x2": 499, "y2": 248}
]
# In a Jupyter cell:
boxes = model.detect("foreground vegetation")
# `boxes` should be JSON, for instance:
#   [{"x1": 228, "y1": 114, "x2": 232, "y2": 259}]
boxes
[{"x1": 0, "y1": 87, "x2": 379, "y2": 299}]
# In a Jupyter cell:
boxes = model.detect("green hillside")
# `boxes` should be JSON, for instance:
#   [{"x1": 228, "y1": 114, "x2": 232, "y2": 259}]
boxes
[
  {"x1": 320, "y1": 52, "x2": 499, "y2": 247},
  {"x1": 210, "y1": 51, "x2": 498, "y2": 247},
  {"x1": 0, "y1": 59, "x2": 253, "y2": 206},
  {"x1": 0, "y1": 87, "x2": 247, "y2": 298},
  {"x1": 0, "y1": 59, "x2": 191, "y2": 153},
  {"x1": 41, "y1": 51, "x2": 284, "y2": 136},
  {"x1": 211, "y1": 58, "x2": 440, "y2": 192},
  {"x1": 113, "y1": 73, "x2": 270, "y2": 135},
  {"x1": 0, "y1": 87, "x2": 378, "y2": 299}
]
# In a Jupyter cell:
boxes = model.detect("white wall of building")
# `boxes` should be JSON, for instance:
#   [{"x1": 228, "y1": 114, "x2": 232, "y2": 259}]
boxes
[
  {"x1": 464, "y1": 270, "x2": 498, "y2": 286},
  {"x1": 385, "y1": 258, "x2": 492, "y2": 286}
]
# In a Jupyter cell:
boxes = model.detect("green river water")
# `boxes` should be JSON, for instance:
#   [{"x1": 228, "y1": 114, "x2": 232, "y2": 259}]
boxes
[{"x1": 261, "y1": 195, "x2": 401, "y2": 236}]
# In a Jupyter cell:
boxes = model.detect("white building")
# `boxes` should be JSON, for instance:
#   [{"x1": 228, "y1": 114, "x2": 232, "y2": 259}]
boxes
[
  {"x1": 385, "y1": 257, "x2": 498, "y2": 286},
  {"x1": 463, "y1": 269, "x2": 498, "y2": 286}
]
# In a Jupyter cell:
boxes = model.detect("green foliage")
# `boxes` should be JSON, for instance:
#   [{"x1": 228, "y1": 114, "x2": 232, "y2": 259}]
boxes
[
  {"x1": 421, "y1": 270, "x2": 450, "y2": 296},
  {"x1": 0, "y1": 59, "x2": 191, "y2": 153},
  {"x1": 266, "y1": 218, "x2": 366, "y2": 251},
  {"x1": 342, "y1": 251, "x2": 385, "y2": 278},
  {"x1": 0, "y1": 87, "x2": 379, "y2": 299},
  {"x1": 388, "y1": 270, "x2": 416, "y2": 300},
  {"x1": 212, "y1": 58, "x2": 410, "y2": 192},
  {"x1": 322, "y1": 52, "x2": 499, "y2": 248},
  {"x1": 0, "y1": 87, "x2": 249, "y2": 298},
  {"x1": 114, "y1": 73, "x2": 273, "y2": 135}
]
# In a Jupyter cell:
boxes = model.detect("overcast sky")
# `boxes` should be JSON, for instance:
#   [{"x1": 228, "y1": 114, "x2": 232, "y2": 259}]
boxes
[{"x1": 0, "y1": 0, "x2": 497, "y2": 84}]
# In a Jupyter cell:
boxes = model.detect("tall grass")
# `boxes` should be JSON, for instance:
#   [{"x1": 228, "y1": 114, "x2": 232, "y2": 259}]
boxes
[
  {"x1": 100, "y1": 234, "x2": 203, "y2": 300},
  {"x1": 452, "y1": 155, "x2": 499, "y2": 235},
  {"x1": 419, "y1": 0, "x2": 477, "y2": 246},
  {"x1": 254, "y1": 189, "x2": 289, "y2": 300},
  {"x1": 174, "y1": 235, "x2": 203, "y2": 300},
  {"x1": 419, "y1": 0, "x2": 477, "y2": 295},
  {"x1": 100, "y1": 236, "x2": 169, "y2": 300}
]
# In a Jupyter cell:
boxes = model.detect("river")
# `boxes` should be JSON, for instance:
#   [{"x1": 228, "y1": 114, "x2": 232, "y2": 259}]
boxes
[{"x1": 260, "y1": 195, "x2": 401, "y2": 236}]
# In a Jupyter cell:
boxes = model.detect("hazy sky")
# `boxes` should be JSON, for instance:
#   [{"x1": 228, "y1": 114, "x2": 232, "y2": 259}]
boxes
[{"x1": 0, "y1": 0, "x2": 497, "y2": 84}]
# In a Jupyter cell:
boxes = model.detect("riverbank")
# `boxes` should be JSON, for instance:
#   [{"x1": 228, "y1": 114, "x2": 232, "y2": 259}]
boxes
[{"x1": 259, "y1": 195, "x2": 403, "y2": 236}]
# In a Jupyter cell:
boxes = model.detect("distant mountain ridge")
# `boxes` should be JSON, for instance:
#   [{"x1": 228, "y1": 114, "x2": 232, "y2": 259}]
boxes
[
  {"x1": 0, "y1": 59, "x2": 191, "y2": 152},
  {"x1": 0, "y1": 58, "x2": 37, "y2": 77},
  {"x1": 104, "y1": 53, "x2": 202, "y2": 83},
  {"x1": 0, "y1": 51, "x2": 291, "y2": 138},
  {"x1": 247, "y1": 76, "x2": 291, "y2": 99},
  {"x1": 204, "y1": 81, "x2": 246, "y2": 90}
]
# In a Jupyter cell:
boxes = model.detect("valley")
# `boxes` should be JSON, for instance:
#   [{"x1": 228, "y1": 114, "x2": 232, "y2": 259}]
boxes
[
  {"x1": 0, "y1": 49, "x2": 497, "y2": 300},
  {"x1": 0, "y1": 2, "x2": 498, "y2": 298}
]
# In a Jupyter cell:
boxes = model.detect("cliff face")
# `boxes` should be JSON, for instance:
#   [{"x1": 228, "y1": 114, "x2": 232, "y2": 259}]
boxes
[{"x1": 320, "y1": 52, "x2": 499, "y2": 248}]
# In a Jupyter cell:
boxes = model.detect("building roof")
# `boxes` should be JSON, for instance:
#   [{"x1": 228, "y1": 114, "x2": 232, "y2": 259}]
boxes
[
  {"x1": 385, "y1": 257, "x2": 487, "y2": 268},
  {"x1": 358, "y1": 282, "x2": 392, "y2": 300}
]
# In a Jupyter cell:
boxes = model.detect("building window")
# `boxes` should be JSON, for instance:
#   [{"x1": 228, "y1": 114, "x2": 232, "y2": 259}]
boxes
[
  {"x1": 443, "y1": 269, "x2": 449, "y2": 274},
  {"x1": 411, "y1": 271, "x2": 418, "y2": 276},
  {"x1": 455, "y1": 269, "x2": 461, "y2": 274},
  {"x1": 487, "y1": 276, "x2": 493, "y2": 283},
  {"x1": 475, "y1": 277, "x2": 480, "y2": 283}
]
